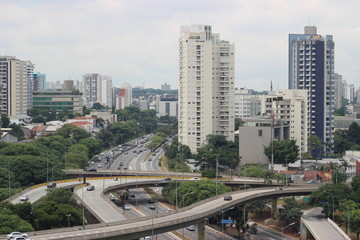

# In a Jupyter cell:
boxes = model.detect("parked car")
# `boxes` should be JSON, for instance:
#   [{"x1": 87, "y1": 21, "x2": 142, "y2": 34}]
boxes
[
  {"x1": 190, "y1": 177, "x2": 200, "y2": 180},
  {"x1": 87, "y1": 185, "x2": 95, "y2": 191},
  {"x1": 162, "y1": 177, "x2": 172, "y2": 181},
  {"x1": 165, "y1": 209, "x2": 172, "y2": 212},
  {"x1": 275, "y1": 186, "x2": 283, "y2": 191},
  {"x1": 223, "y1": 195, "x2": 232, "y2": 201},
  {"x1": 186, "y1": 225, "x2": 196, "y2": 231},
  {"x1": 85, "y1": 168, "x2": 97, "y2": 172},
  {"x1": 124, "y1": 205, "x2": 131, "y2": 210},
  {"x1": 7, "y1": 232, "x2": 28, "y2": 240},
  {"x1": 20, "y1": 194, "x2": 29, "y2": 201},
  {"x1": 119, "y1": 162, "x2": 123, "y2": 166},
  {"x1": 148, "y1": 204, "x2": 156, "y2": 210},
  {"x1": 47, "y1": 182, "x2": 57, "y2": 188},
  {"x1": 12, "y1": 237, "x2": 28, "y2": 240},
  {"x1": 110, "y1": 196, "x2": 116, "y2": 201}
]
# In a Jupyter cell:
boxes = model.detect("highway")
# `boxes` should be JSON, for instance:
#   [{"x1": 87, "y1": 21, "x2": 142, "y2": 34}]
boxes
[{"x1": 19, "y1": 186, "x2": 316, "y2": 240}]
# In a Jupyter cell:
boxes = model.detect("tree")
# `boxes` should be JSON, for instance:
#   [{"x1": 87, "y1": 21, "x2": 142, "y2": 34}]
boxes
[
  {"x1": 334, "y1": 130, "x2": 353, "y2": 155},
  {"x1": 308, "y1": 135, "x2": 323, "y2": 158},
  {"x1": 263, "y1": 139, "x2": 299, "y2": 164},
  {"x1": 0, "y1": 213, "x2": 34, "y2": 234},
  {"x1": 92, "y1": 102, "x2": 106, "y2": 110},
  {"x1": 79, "y1": 138, "x2": 102, "y2": 158},
  {"x1": 66, "y1": 144, "x2": 89, "y2": 168},
  {"x1": 349, "y1": 209, "x2": 360, "y2": 240},
  {"x1": 348, "y1": 122, "x2": 360, "y2": 145},
  {"x1": 235, "y1": 118, "x2": 244, "y2": 131},
  {"x1": 31, "y1": 115, "x2": 46, "y2": 123},
  {"x1": 1, "y1": 114, "x2": 10, "y2": 128},
  {"x1": 239, "y1": 164, "x2": 268, "y2": 178},
  {"x1": 282, "y1": 198, "x2": 303, "y2": 225},
  {"x1": 339, "y1": 200, "x2": 358, "y2": 234},
  {"x1": 8, "y1": 123, "x2": 25, "y2": 140},
  {"x1": 332, "y1": 170, "x2": 347, "y2": 184},
  {"x1": 55, "y1": 124, "x2": 91, "y2": 142}
]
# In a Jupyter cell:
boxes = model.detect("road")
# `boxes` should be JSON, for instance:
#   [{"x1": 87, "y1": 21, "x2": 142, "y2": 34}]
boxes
[{"x1": 302, "y1": 207, "x2": 349, "y2": 240}]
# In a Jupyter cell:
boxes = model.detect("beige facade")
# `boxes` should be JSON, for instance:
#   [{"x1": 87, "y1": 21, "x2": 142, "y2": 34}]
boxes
[
  {"x1": 260, "y1": 89, "x2": 309, "y2": 155},
  {"x1": 179, "y1": 25, "x2": 235, "y2": 153}
]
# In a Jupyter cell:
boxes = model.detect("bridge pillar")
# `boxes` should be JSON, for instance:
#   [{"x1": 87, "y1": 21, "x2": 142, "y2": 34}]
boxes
[
  {"x1": 197, "y1": 220, "x2": 206, "y2": 240},
  {"x1": 300, "y1": 219, "x2": 310, "y2": 240},
  {"x1": 271, "y1": 197, "x2": 279, "y2": 219}
]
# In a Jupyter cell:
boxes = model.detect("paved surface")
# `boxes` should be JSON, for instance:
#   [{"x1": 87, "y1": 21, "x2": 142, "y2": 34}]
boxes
[{"x1": 302, "y1": 207, "x2": 349, "y2": 240}]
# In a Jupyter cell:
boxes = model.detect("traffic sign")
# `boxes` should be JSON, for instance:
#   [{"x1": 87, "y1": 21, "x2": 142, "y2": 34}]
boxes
[{"x1": 220, "y1": 219, "x2": 234, "y2": 224}]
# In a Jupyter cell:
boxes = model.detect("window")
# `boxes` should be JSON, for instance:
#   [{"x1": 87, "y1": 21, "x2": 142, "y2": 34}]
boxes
[{"x1": 258, "y1": 130, "x2": 262, "y2": 136}]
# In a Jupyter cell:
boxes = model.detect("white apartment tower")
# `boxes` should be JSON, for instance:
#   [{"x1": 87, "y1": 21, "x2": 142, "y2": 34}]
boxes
[
  {"x1": 179, "y1": 25, "x2": 235, "y2": 153},
  {"x1": 0, "y1": 56, "x2": 34, "y2": 116},
  {"x1": 81, "y1": 73, "x2": 113, "y2": 108}
]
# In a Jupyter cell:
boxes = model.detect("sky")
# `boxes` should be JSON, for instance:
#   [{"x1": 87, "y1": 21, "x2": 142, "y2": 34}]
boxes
[{"x1": 1, "y1": 0, "x2": 359, "y2": 91}]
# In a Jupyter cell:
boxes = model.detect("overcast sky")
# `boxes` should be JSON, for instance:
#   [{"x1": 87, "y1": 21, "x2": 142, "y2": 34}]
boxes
[{"x1": 1, "y1": 0, "x2": 359, "y2": 91}]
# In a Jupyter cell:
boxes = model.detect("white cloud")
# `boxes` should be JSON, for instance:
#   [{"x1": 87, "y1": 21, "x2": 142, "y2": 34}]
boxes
[{"x1": 0, "y1": 0, "x2": 359, "y2": 90}]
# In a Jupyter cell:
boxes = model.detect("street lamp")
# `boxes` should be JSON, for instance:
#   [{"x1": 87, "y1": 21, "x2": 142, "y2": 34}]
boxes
[
  {"x1": 272, "y1": 222, "x2": 295, "y2": 239},
  {"x1": 324, "y1": 191, "x2": 335, "y2": 221},
  {"x1": 66, "y1": 214, "x2": 71, "y2": 228},
  {"x1": 216, "y1": 155, "x2": 219, "y2": 196}
]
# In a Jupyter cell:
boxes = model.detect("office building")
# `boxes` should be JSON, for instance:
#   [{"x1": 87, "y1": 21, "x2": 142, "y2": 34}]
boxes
[
  {"x1": 62, "y1": 80, "x2": 74, "y2": 91},
  {"x1": 33, "y1": 72, "x2": 46, "y2": 91},
  {"x1": 289, "y1": 26, "x2": 335, "y2": 154},
  {"x1": 179, "y1": 24, "x2": 235, "y2": 153},
  {"x1": 115, "y1": 88, "x2": 131, "y2": 110},
  {"x1": 0, "y1": 56, "x2": 34, "y2": 116},
  {"x1": 33, "y1": 91, "x2": 83, "y2": 114},
  {"x1": 234, "y1": 88, "x2": 261, "y2": 118},
  {"x1": 156, "y1": 94, "x2": 178, "y2": 117},
  {"x1": 161, "y1": 83, "x2": 171, "y2": 91}
]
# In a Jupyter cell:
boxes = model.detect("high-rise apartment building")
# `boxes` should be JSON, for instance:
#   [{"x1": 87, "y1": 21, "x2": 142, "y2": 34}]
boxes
[
  {"x1": 33, "y1": 72, "x2": 46, "y2": 91},
  {"x1": 62, "y1": 80, "x2": 74, "y2": 91},
  {"x1": 0, "y1": 56, "x2": 34, "y2": 116},
  {"x1": 333, "y1": 73, "x2": 343, "y2": 109},
  {"x1": 179, "y1": 25, "x2": 235, "y2": 153},
  {"x1": 349, "y1": 84, "x2": 355, "y2": 103},
  {"x1": 234, "y1": 88, "x2": 261, "y2": 118},
  {"x1": 81, "y1": 73, "x2": 113, "y2": 108},
  {"x1": 289, "y1": 26, "x2": 335, "y2": 153}
]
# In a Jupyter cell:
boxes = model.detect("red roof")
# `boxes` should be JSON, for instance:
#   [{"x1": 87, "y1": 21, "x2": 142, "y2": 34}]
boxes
[
  {"x1": 304, "y1": 170, "x2": 332, "y2": 181},
  {"x1": 278, "y1": 171, "x2": 298, "y2": 175},
  {"x1": 31, "y1": 125, "x2": 44, "y2": 131},
  {"x1": 69, "y1": 121, "x2": 92, "y2": 127},
  {"x1": 73, "y1": 116, "x2": 96, "y2": 120}
]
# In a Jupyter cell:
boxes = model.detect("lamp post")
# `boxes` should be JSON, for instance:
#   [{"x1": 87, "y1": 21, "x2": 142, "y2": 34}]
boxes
[
  {"x1": 216, "y1": 155, "x2": 219, "y2": 196},
  {"x1": 324, "y1": 191, "x2": 335, "y2": 221},
  {"x1": 291, "y1": 231, "x2": 301, "y2": 239},
  {"x1": 66, "y1": 214, "x2": 71, "y2": 228},
  {"x1": 273, "y1": 222, "x2": 295, "y2": 239}
]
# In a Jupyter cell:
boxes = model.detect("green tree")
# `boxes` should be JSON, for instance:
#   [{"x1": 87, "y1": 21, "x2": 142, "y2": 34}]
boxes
[
  {"x1": 1, "y1": 114, "x2": 10, "y2": 128},
  {"x1": 308, "y1": 135, "x2": 323, "y2": 158},
  {"x1": 282, "y1": 198, "x2": 303, "y2": 225},
  {"x1": 66, "y1": 144, "x2": 89, "y2": 168},
  {"x1": 8, "y1": 123, "x2": 25, "y2": 140},
  {"x1": 334, "y1": 130, "x2": 353, "y2": 155},
  {"x1": 0, "y1": 214, "x2": 34, "y2": 234},
  {"x1": 92, "y1": 102, "x2": 106, "y2": 110},
  {"x1": 348, "y1": 122, "x2": 360, "y2": 145},
  {"x1": 55, "y1": 124, "x2": 91, "y2": 142},
  {"x1": 263, "y1": 139, "x2": 299, "y2": 164},
  {"x1": 239, "y1": 164, "x2": 268, "y2": 178},
  {"x1": 349, "y1": 209, "x2": 360, "y2": 240},
  {"x1": 79, "y1": 138, "x2": 102, "y2": 158},
  {"x1": 339, "y1": 200, "x2": 358, "y2": 234},
  {"x1": 332, "y1": 170, "x2": 347, "y2": 184},
  {"x1": 31, "y1": 115, "x2": 46, "y2": 123}
]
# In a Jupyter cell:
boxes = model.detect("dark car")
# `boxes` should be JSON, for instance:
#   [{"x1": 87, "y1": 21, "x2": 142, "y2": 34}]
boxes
[
  {"x1": 162, "y1": 177, "x2": 172, "y2": 181},
  {"x1": 224, "y1": 195, "x2": 232, "y2": 201},
  {"x1": 148, "y1": 198, "x2": 155, "y2": 203},
  {"x1": 86, "y1": 168, "x2": 97, "y2": 172},
  {"x1": 47, "y1": 182, "x2": 57, "y2": 188}
]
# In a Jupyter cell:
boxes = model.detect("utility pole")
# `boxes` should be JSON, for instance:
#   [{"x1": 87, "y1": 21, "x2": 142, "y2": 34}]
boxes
[{"x1": 271, "y1": 109, "x2": 275, "y2": 172}]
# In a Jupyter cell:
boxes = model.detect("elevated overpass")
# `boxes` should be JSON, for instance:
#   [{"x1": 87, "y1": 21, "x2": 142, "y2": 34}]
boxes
[{"x1": 9, "y1": 183, "x2": 316, "y2": 240}]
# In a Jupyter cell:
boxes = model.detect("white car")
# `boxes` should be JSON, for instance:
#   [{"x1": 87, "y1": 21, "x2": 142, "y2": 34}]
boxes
[
  {"x1": 20, "y1": 195, "x2": 29, "y2": 201},
  {"x1": 124, "y1": 205, "x2": 131, "y2": 210},
  {"x1": 190, "y1": 177, "x2": 200, "y2": 181},
  {"x1": 7, "y1": 232, "x2": 28, "y2": 240}
]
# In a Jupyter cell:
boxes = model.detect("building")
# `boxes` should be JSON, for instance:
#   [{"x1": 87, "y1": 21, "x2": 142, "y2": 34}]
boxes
[
  {"x1": 0, "y1": 56, "x2": 34, "y2": 116},
  {"x1": 261, "y1": 89, "x2": 309, "y2": 155},
  {"x1": 179, "y1": 24, "x2": 235, "y2": 153},
  {"x1": 161, "y1": 83, "x2": 171, "y2": 91},
  {"x1": 234, "y1": 88, "x2": 261, "y2": 118},
  {"x1": 349, "y1": 84, "x2": 355, "y2": 103},
  {"x1": 289, "y1": 26, "x2": 335, "y2": 155},
  {"x1": 156, "y1": 94, "x2": 178, "y2": 117},
  {"x1": 32, "y1": 91, "x2": 83, "y2": 114},
  {"x1": 62, "y1": 80, "x2": 74, "y2": 91},
  {"x1": 115, "y1": 88, "x2": 131, "y2": 110},
  {"x1": 33, "y1": 72, "x2": 46, "y2": 91},
  {"x1": 333, "y1": 73, "x2": 343, "y2": 110},
  {"x1": 80, "y1": 73, "x2": 113, "y2": 108},
  {"x1": 239, "y1": 117, "x2": 289, "y2": 164}
]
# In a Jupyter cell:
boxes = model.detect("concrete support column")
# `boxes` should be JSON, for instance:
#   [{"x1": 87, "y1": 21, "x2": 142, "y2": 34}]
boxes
[
  {"x1": 300, "y1": 219, "x2": 310, "y2": 240},
  {"x1": 197, "y1": 221, "x2": 206, "y2": 240},
  {"x1": 271, "y1": 197, "x2": 279, "y2": 219}
]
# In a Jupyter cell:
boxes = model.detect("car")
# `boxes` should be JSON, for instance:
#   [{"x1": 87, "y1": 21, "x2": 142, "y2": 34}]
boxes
[
  {"x1": 133, "y1": 150, "x2": 137, "y2": 153},
  {"x1": 20, "y1": 194, "x2": 29, "y2": 201},
  {"x1": 97, "y1": 164, "x2": 102, "y2": 168},
  {"x1": 275, "y1": 186, "x2": 283, "y2": 191},
  {"x1": 152, "y1": 153, "x2": 156, "y2": 156},
  {"x1": 125, "y1": 151, "x2": 128, "y2": 154},
  {"x1": 148, "y1": 204, "x2": 156, "y2": 210},
  {"x1": 308, "y1": 180, "x2": 316, "y2": 184},
  {"x1": 110, "y1": 196, "x2": 116, "y2": 201},
  {"x1": 124, "y1": 205, "x2": 131, "y2": 210},
  {"x1": 119, "y1": 162, "x2": 123, "y2": 166},
  {"x1": 86, "y1": 168, "x2": 97, "y2": 172},
  {"x1": 186, "y1": 225, "x2": 196, "y2": 231},
  {"x1": 47, "y1": 182, "x2": 57, "y2": 188},
  {"x1": 287, "y1": 179, "x2": 294, "y2": 183},
  {"x1": 165, "y1": 209, "x2": 172, "y2": 213},
  {"x1": 148, "y1": 158, "x2": 152, "y2": 161},
  {"x1": 223, "y1": 195, "x2": 232, "y2": 201},
  {"x1": 190, "y1": 177, "x2": 200, "y2": 180},
  {"x1": 100, "y1": 153, "x2": 104, "y2": 156},
  {"x1": 162, "y1": 177, "x2": 172, "y2": 181},
  {"x1": 13, "y1": 237, "x2": 28, "y2": 240},
  {"x1": 123, "y1": 167, "x2": 128, "y2": 170},
  {"x1": 7, "y1": 232, "x2": 28, "y2": 240},
  {"x1": 148, "y1": 199, "x2": 155, "y2": 203},
  {"x1": 87, "y1": 185, "x2": 95, "y2": 191},
  {"x1": 129, "y1": 193, "x2": 135, "y2": 198}
]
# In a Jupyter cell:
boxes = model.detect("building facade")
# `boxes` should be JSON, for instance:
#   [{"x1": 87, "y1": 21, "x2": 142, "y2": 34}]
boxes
[
  {"x1": 62, "y1": 80, "x2": 74, "y2": 91},
  {"x1": 0, "y1": 56, "x2": 34, "y2": 116},
  {"x1": 179, "y1": 25, "x2": 235, "y2": 153},
  {"x1": 156, "y1": 94, "x2": 178, "y2": 117},
  {"x1": 33, "y1": 91, "x2": 83, "y2": 114},
  {"x1": 81, "y1": 73, "x2": 113, "y2": 108},
  {"x1": 33, "y1": 72, "x2": 46, "y2": 91},
  {"x1": 289, "y1": 26, "x2": 335, "y2": 154},
  {"x1": 234, "y1": 88, "x2": 261, "y2": 118}
]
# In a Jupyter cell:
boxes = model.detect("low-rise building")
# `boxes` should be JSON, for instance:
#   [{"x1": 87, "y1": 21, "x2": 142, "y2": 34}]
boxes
[{"x1": 33, "y1": 91, "x2": 82, "y2": 114}]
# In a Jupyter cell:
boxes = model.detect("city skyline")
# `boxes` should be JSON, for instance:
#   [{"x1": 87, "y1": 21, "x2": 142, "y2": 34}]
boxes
[{"x1": 0, "y1": 0, "x2": 359, "y2": 91}]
